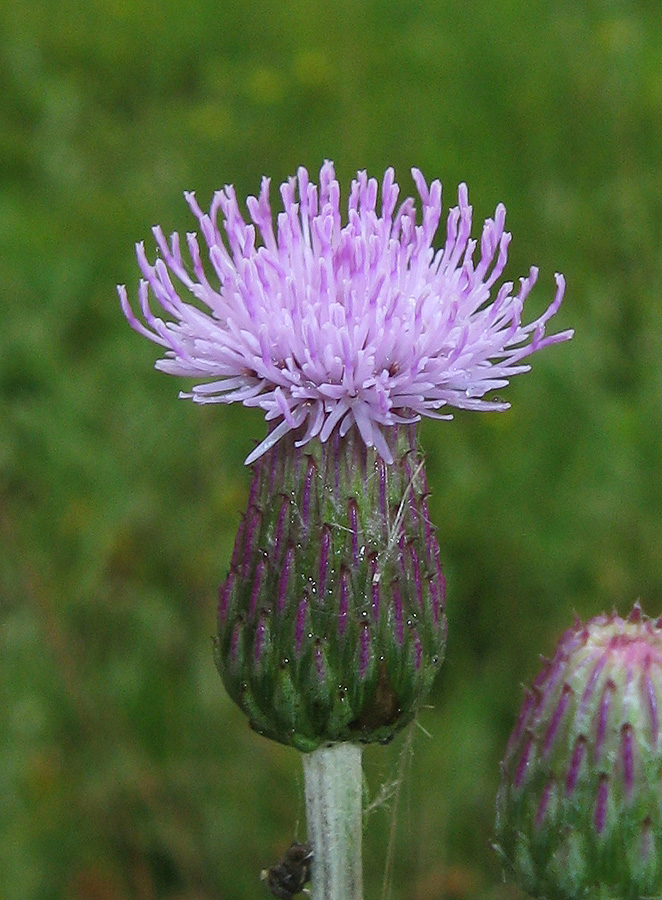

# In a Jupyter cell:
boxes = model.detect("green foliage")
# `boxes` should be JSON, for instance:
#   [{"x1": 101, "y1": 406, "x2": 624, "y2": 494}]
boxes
[{"x1": 2, "y1": 0, "x2": 662, "y2": 897}]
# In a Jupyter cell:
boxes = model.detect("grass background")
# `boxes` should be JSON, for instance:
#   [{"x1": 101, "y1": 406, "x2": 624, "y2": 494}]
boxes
[{"x1": 2, "y1": 0, "x2": 662, "y2": 898}]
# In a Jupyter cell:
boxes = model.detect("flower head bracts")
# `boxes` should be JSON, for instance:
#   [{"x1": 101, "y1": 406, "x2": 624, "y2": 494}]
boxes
[
  {"x1": 119, "y1": 162, "x2": 572, "y2": 464},
  {"x1": 495, "y1": 605, "x2": 662, "y2": 900}
]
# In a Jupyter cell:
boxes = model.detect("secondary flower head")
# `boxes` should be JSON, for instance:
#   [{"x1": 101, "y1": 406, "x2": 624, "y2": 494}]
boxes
[
  {"x1": 495, "y1": 605, "x2": 662, "y2": 900},
  {"x1": 118, "y1": 162, "x2": 572, "y2": 465}
]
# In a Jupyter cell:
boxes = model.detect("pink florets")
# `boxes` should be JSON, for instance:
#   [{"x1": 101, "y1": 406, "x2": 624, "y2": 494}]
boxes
[{"x1": 118, "y1": 161, "x2": 572, "y2": 464}]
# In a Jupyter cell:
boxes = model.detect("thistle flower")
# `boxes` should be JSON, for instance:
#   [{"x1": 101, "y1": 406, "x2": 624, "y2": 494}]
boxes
[
  {"x1": 495, "y1": 605, "x2": 662, "y2": 900},
  {"x1": 119, "y1": 163, "x2": 572, "y2": 750},
  {"x1": 118, "y1": 162, "x2": 572, "y2": 466}
]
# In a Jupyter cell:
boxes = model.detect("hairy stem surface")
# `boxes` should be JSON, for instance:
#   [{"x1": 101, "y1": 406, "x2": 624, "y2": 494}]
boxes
[{"x1": 303, "y1": 743, "x2": 363, "y2": 900}]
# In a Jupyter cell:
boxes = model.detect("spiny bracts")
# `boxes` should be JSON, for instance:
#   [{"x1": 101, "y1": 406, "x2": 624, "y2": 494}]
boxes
[
  {"x1": 495, "y1": 604, "x2": 662, "y2": 900},
  {"x1": 215, "y1": 423, "x2": 446, "y2": 751}
]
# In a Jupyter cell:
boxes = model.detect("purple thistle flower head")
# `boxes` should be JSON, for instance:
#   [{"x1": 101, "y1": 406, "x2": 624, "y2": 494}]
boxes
[{"x1": 118, "y1": 162, "x2": 572, "y2": 464}]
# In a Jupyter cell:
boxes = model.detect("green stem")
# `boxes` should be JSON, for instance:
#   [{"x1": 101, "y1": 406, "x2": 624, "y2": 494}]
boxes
[{"x1": 303, "y1": 742, "x2": 363, "y2": 900}]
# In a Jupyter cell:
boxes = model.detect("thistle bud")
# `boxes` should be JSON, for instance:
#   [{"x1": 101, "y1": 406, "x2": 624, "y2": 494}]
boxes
[
  {"x1": 215, "y1": 424, "x2": 447, "y2": 752},
  {"x1": 495, "y1": 604, "x2": 662, "y2": 900}
]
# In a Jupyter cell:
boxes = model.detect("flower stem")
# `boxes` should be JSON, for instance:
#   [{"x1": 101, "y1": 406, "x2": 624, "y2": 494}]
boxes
[{"x1": 303, "y1": 742, "x2": 363, "y2": 900}]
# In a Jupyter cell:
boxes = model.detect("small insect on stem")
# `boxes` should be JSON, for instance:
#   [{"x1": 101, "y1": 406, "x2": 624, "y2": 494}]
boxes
[{"x1": 262, "y1": 842, "x2": 313, "y2": 899}]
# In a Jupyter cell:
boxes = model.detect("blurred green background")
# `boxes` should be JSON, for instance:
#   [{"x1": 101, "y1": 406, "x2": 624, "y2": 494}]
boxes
[{"x1": 2, "y1": 0, "x2": 662, "y2": 897}]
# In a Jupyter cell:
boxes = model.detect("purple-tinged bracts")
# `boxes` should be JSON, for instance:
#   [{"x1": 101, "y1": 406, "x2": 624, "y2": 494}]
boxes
[
  {"x1": 495, "y1": 605, "x2": 662, "y2": 900},
  {"x1": 214, "y1": 423, "x2": 446, "y2": 751}
]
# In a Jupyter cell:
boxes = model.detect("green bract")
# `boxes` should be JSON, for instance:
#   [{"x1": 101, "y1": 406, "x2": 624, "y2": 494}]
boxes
[
  {"x1": 495, "y1": 605, "x2": 662, "y2": 900},
  {"x1": 215, "y1": 424, "x2": 447, "y2": 752}
]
